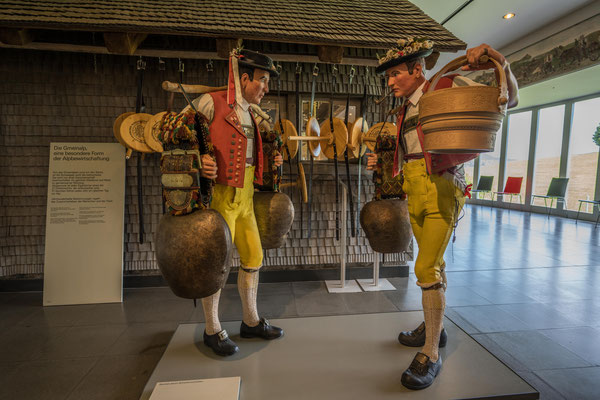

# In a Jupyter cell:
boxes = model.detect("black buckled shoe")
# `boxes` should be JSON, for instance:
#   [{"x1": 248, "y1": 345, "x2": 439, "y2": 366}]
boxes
[
  {"x1": 401, "y1": 352, "x2": 442, "y2": 390},
  {"x1": 240, "y1": 318, "x2": 283, "y2": 340},
  {"x1": 203, "y1": 330, "x2": 239, "y2": 356},
  {"x1": 398, "y1": 321, "x2": 447, "y2": 348}
]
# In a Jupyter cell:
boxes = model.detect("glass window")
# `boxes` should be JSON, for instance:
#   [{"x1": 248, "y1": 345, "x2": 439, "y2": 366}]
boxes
[
  {"x1": 532, "y1": 105, "x2": 565, "y2": 207},
  {"x1": 503, "y1": 111, "x2": 532, "y2": 203},
  {"x1": 567, "y1": 97, "x2": 600, "y2": 211},
  {"x1": 478, "y1": 123, "x2": 503, "y2": 196}
]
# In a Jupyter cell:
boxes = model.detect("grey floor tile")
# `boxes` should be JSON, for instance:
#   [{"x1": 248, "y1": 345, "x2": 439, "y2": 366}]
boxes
[
  {"x1": 123, "y1": 296, "x2": 195, "y2": 323},
  {"x1": 451, "y1": 305, "x2": 530, "y2": 333},
  {"x1": 383, "y1": 288, "x2": 423, "y2": 311},
  {"x1": 67, "y1": 354, "x2": 161, "y2": 400},
  {"x1": 295, "y1": 293, "x2": 349, "y2": 316},
  {"x1": 106, "y1": 321, "x2": 178, "y2": 356},
  {"x1": 445, "y1": 286, "x2": 492, "y2": 307},
  {"x1": 257, "y1": 292, "x2": 298, "y2": 319},
  {"x1": 339, "y1": 291, "x2": 399, "y2": 314},
  {"x1": 540, "y1": 327, "x2": 600, "y2": 365},
  {"x1": 0, "y1": 358, "x2": 97, "y2": 400},
  {"x1": 517, "y1": 371, "x2": 565, "y2": 400},
  {"x1": 445, "y1": 307, "x2": 480, "y2": 335},
  {"x1": 486, "y1": 331, "x2": 592, "y2": 370},
  {"x1": 256, "y1": 282, "x2": 293, "y2": 296},
  {"x1": 73, "y1": 303, "x2": 129, "y2": 326},
  {"x1": 0, "y1": 325, "x2": 68, "y2": 362},
  {"x1": 470, "y1": 284, "x2": 538, "y2": 304},
  {"x1": 38, "y1": 324, "x2": 128, "y2": 360},
  {"x1": 550, "y1": 299, "x2": 600, "y2": 326},
  {"x1": 499, "y1": 303, "x2": 583, "y2": 330},
  {"x1": 18, "y1": 304, "x2": 98, "y2": 328},
  {"x1": 535, "y1": 367, "x2": 600, "y2": 400},
  {"x1": 291, "y1": 281, "x2": 328, "y2": 297},
  {"x1": 470, "y1": 333, "x2": 530, "y2": 373}
]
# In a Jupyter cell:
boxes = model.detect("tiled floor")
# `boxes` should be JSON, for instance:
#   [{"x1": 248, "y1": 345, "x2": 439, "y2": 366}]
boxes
[{"x1": 1, "y1": 205, "x2": 599, "y2": 399}]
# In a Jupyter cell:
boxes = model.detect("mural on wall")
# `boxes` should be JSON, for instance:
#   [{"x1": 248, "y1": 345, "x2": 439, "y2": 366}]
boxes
[{"x1": 472, "y1": 14, "x2": 600, "y2": 88}]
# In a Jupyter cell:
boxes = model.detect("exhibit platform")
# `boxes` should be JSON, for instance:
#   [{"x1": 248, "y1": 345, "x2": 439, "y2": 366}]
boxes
[{"x1": 140, "y1": 312, "x2": 538, "y2": 400}]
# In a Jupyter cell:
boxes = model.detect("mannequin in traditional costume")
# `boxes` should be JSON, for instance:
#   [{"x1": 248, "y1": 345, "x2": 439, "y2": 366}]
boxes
[
  {"x1": 187, "y1": 49, "x2": 284, "y2": 356},
  {"x1": 367, "y1": 38, "x2": 518, "y2": 389}
]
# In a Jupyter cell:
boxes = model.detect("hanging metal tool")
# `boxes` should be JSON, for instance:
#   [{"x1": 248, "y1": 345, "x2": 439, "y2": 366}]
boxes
[
  {"x1": 342, "y1": 66, "x2": 356, "y2": 237},
  {"x1": 135, "y1": 57, "x2": 146, "y2": 244}
]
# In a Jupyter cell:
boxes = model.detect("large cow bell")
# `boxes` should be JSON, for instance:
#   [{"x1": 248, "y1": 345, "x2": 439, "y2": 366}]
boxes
[
  {"x1": 360, "y1": 199, "x2": 412, "y2": 253},
  {"x1": 254, "y1": 192, "x2": 294, "y2": 249},
  {"x1": 155, "y1": 209, "x2": 232, "y2": 299}
]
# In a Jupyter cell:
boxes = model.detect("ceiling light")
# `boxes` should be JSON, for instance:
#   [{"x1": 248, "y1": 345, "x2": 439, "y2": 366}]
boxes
[{"x1": 503, "y1": 13, "x2": 515, "y2": 19}]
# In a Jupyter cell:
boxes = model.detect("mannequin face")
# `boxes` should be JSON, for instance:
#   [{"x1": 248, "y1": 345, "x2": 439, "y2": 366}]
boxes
[
  {"x1": 241, "y1": 69, "x2": 270, "y2": 105},
  {"x1": 385, "y1": 63, "x2": 425, "y2": 98}
]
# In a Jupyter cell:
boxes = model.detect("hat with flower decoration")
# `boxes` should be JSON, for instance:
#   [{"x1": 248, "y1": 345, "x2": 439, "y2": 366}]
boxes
[{"x1": 375, "y1": 37, "x2": 435, "y2": 74}]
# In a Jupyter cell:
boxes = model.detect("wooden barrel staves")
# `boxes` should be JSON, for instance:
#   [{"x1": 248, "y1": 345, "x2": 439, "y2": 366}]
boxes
[{"x1": 419, "y1": 55, "x2": 509, "y2": 154}]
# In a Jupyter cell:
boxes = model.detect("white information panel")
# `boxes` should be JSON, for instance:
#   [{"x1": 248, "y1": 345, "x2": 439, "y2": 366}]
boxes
[
  {"x1": 43, "y1": 143, "x2": 126, "y2": 306},
  {"x1": 149, "y1": 377, "x2": 241, "y2": 400}
]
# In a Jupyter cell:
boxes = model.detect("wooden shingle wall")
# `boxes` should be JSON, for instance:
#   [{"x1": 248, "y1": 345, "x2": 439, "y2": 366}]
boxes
[{"x1": 0, "y1": 48, "x2": 411, "y2": 277}]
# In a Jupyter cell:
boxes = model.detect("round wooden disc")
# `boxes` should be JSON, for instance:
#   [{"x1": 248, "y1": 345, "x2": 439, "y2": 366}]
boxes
[
  {"x1": 306, "y1": 117, "x2": 321, "y2": 158},
  {"x1": 298, "y1": 163, "x2": 308, "y2": 203},
  {"x1": 144, "y1": 111, "x2": 168, "y2": 153},
  {"x1": 274, "y1": 119, "x2": 298, "y2": 160},
  {"x1": 113, "y1": 112, "x2": 135, "y2": 149},
  {"x1": 319, "y1": 118, "x2": 348, "y2": 159},
  {"x1": 120, "y1": 113, "x2": 154, "y2": 153},
  {"x1": 350, "y1": 117, "x2": 370, "y2": 158},
  {"x1": 364, "y1": 122, "x2": 396, "y2": 152}
]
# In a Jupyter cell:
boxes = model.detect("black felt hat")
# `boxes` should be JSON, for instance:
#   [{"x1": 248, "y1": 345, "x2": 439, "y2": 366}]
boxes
[
  {"x1": 375, "y1": 38, "x2": 435, "y2": 74},
  {"x1": 237, "y1": 49, "x2": 279, "y2": 78}
]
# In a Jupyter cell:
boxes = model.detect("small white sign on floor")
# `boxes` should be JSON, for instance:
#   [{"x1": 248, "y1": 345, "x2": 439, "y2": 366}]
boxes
[{"x1": 149, "y1": 377, "x2": 241, "y2": 400}]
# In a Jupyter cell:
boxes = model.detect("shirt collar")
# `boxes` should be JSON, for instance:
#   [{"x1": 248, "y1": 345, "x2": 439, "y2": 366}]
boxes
[
  {"x1": 407, "y1": 81, "x2": 427, "y2": 107},
  {"x1": 237, "y1": 92, "x2": 250, "y2": 112}
]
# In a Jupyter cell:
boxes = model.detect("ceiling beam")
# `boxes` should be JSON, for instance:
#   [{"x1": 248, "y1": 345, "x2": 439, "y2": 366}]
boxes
[
  {"x1": 103, "y1": 32, "x2": 148, "y2": 55},
  {"x1": 317, "y1": 45, "x2": 344, "y2": 63},
  {"x1": 0, "y1": 28, "x2": 34, "y2": 45}
]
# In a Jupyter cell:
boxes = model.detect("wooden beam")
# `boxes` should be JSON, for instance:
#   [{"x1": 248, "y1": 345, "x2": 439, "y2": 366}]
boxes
[
  {"x1": 103, "y1": 32, "x2": 147, "y2": 55},
  {"x1": 0, "y1": 28, "x2": 33, "y2": 45},
  {"x1": 216, "y1": 38, "x2": 243, "y2": 59},
  {"x1": 0, "y1": 42, "x2": 379, "y2": 66},
  {"x1": 318, "y1": 45, "x2": 344, "y2": 64}
]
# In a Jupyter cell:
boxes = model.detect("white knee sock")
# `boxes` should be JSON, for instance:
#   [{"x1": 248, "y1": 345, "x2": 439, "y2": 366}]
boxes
[
  {"x1": 422, "y1": 287, "x2": 445, "y2": 362},
  {"x1": 238, "y1": 268, "x2": 260, "y2": 326},
  {"x1": 201, "y1": 289, "x2": 222, "y2": 335}
]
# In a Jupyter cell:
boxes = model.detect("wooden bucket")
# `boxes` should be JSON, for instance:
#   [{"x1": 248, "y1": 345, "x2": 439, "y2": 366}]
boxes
[{"x1": 420, "y1": 55, "x2": 508, "y2": 154}]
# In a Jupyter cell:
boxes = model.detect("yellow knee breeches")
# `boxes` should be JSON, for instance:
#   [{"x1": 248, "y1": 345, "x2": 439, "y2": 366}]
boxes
[
  {"x1": 211, "y1": 166, "x2": 263, "y2": 269},
  {"x1": 401, "y1": 159, "x2": 464, "y2": 287}
]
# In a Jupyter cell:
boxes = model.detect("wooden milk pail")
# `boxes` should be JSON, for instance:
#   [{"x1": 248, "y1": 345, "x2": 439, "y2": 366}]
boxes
[{"x1": 420, "y1": 55, "x2": 508, "y2": 154}]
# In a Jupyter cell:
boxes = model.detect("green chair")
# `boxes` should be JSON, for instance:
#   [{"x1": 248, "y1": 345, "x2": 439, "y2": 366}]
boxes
[
  {"x1": 471, "y1": 175, "x2": 494, "y2": 200},
  {"x1": 531, "y1": 177, "x2": 569, "y2": 218}
]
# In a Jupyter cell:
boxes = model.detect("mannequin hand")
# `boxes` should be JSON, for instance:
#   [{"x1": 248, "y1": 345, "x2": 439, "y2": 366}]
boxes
[
  {"x1": 200, "y1": 154, "x2": 218, "y2": 179},
  {"x1": 273, "y1": 154, "x2": 283, "y2": 167},
  {"x1": 366, "y1": 152, "x2": 378, "y2": 171}
]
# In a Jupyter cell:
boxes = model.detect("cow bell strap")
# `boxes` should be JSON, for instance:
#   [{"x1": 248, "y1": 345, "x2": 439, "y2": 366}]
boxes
[
  {"x1": 294, "y1": 63, "x2": 304, "y2": 236},
  {"x1": 343, "y1": 66, "x2": 356, "y2": 237},
  {"x1": 356, "y1": 74, "x2": 368, "y2": 236},
  {"x1": 275, "y1": 63, "x2": 293, "y2": 195},
  {"x1": 307, "y1": 63, "x2": 319, "y2": 239},
  {"x1": 135, "y1": 57, "x2": 146, "y2": 244},
  {"x1": 330, "y1": 64, "x2": 340, "y2": 241}
]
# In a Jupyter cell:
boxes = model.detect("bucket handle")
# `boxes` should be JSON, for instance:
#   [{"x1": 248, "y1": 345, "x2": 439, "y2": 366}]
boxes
[{"x1": 427, "y1": 55, "x2": 508, "y2": 108}]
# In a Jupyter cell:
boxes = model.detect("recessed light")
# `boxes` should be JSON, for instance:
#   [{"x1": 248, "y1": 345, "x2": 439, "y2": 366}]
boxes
[{"x1": 503, "y1": 13, "x2": 516, "y2": 19}]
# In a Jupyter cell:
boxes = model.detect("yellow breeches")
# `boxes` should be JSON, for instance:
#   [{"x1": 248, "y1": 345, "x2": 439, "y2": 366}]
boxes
[
  {"x1": 211, "y1": 166, "x2": 263, "y2": 269},
  {"x1": 401, "y1": 159, "x2": 465, "y2": 287}
]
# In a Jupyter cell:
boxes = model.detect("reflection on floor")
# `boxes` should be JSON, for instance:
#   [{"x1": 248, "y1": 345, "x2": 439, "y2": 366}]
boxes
[{"x1": 0, "y1": 205, "x2": 599, "y2": 399}]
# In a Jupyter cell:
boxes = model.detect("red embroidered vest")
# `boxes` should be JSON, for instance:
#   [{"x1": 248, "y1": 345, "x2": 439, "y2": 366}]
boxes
[{"x1": 208, "y1": 91, "x2": 263, "y2": 188}]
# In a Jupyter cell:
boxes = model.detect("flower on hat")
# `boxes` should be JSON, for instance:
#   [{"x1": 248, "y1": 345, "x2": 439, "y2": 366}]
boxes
[{"x1": 378, "y1": 37, "x2": 434, "y2": 65}]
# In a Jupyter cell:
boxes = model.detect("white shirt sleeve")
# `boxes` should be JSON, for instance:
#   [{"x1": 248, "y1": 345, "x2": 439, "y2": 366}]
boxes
[{"x1": 182, "y1": 94, "x2": 215, "y2": 123}]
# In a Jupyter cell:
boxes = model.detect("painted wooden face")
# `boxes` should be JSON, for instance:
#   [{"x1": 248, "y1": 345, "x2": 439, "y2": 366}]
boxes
[
  {"x1": 385, "y1": 63, "x2": 423, "y2": 98},
  {"x1": 241, "y1": 69, "x2": 270, "y2": 105}
]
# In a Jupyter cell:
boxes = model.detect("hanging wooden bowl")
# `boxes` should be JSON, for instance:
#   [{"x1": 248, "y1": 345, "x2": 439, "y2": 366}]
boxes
[
  {"x1": 319, "y1": 118, "x2": 348, "y2": 159},
  {"x1": 119, "y1": 113, "x2": 154, "y2": 153},
  {"x1": 144, "y1": 111, "x2": 169, "y2": 153},
  {"x1": 420, "y1": 55, "x2": 508, "y2": 154},
  {"x1": 274, "y1": 118, "x2": 298, "y2": 160},
  {"x1": 348, "y1": 117, "x2": 369, "y2": 158},
  {"x1": 306, "y1": 116, "x2": 321, "y2": 158}
]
